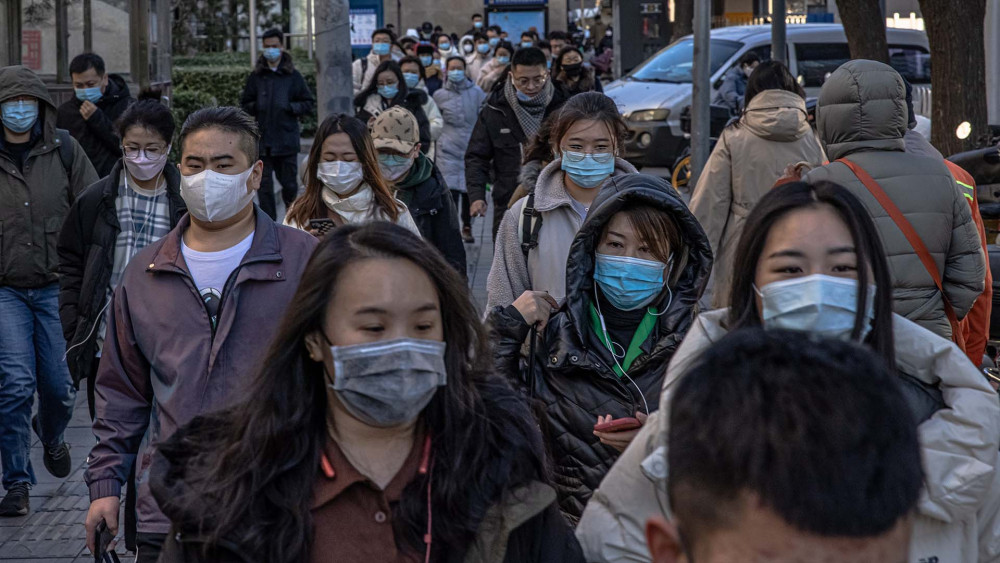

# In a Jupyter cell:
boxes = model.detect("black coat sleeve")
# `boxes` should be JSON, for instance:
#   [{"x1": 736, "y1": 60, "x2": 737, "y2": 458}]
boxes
[
  {"x1": 289, "y1": 70, "x2": 315, "y2": 117},
  {"x1": 488, "y1": 305, "x2": 532, "y2": 391},
  {"x1": 57, "y1": 193, "x2": 90, "y2": 341},
  {"x1": 464, "y1": 112, "x2": 494, "y2": 204},
  {"x1": 240, "y1": 73, "x2": 259, "y2": 115},
  {"x1": 502, "y1": 501, "x2": 585, "y2": 563},
  {"x1": 431, "y1": 191, "x2": 468, "y2": 279}
]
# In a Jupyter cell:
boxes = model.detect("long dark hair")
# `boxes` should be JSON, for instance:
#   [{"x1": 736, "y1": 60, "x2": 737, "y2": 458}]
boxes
[
  {"x1": 731, "y1": 60, "x2": 806, "y2": 129},
  {"x1": 727, "y1": 181, "x2": 895, "y2": 367},
  {"x1": 354, "y1": 60, "x2": 408, "y2": 108},
  {"x1": 551, "y1": 46, "x2": 595, "y2": 93},
  {"x1": 548, "y1": 92, "x2": 628, "y2": 157},
  {"x1": 156, "y1": 222, "x2": 548, "y2": 562},
  {"x1": 522, "y1": 112, "x2": 557, "y2": 165},
  {"x1": 287, "y1": 114, "x2": 401, "y2": 228}
]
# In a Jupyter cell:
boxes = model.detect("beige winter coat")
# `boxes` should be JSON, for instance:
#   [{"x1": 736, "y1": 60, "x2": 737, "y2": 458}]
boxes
[
  {"x1": 577, "y1": 309, "x2": 1000, "y2": 563},
  {"x1": 690, "y1": 89, "x2": 825, "y2": 308}
]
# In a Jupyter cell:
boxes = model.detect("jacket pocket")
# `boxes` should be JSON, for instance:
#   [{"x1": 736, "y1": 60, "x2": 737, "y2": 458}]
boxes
[{"x1": 44, "y1": 216, "x2": 62, "y2": 273}]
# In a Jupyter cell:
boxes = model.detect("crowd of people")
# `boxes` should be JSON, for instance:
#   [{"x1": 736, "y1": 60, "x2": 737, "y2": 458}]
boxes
[{"x1": 0, "y1": 12, "x2": 998, "y2": 563}]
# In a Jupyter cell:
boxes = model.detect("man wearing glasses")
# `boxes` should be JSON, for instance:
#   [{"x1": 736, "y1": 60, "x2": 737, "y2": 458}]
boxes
[{"x1": 465, "y1": 47, "x2": 568, "y2": 239}]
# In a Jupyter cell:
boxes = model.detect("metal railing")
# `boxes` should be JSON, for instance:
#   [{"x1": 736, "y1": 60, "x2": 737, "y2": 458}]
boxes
[{"x1": 711, "y1": 14, "x2": 809, "y2": 28}]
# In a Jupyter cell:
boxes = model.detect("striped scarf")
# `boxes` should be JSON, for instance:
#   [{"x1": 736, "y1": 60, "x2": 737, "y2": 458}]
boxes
[{"x1": 503, "y1": 76, "x2": 553, "y2": 140}]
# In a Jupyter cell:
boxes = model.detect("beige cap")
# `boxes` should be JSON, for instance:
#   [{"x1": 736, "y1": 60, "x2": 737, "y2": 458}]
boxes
[{"x1": 370, "y1": 106, "x2": 419, "y2": 153}]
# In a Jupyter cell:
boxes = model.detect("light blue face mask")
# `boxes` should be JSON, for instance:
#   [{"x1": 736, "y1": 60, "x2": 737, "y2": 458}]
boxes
[
  {"x1": 74, "y1": 86, "x2": 102, "y2": 103},
  {"x1": 448, "y1": 69, "x2": 466, "y2": 83},
  {"x1": 403, "y1": 72, "x2": 420, "y2": 88},
  {"x1": 378, "y1": 84, "x2": 399, "y2": 99},
  {"x1": 594, "y1": 253, "x2": 668, "y2": 311},
  {"x1": 515, "y1": 89, "x2": 532, "y2": 102},
  {"x1": 420, "y1": 55, "x2": 433, "y2": 67},
  {"x1": 378, "y1": 153, "x2": 412, "y2": 167},
  {"x1": 439, "y1": 42, "x2": 451, "y2": 51},
  {"x1": 497, "y1": 55, "x2": 510, "y2": 65},
  {"x1": 263, "y1": 47, "x2": 282, "y2": 62},
  {"x1": 489, "y1": 37, "x2": 500, "y2": 47},
  {"x1": 1, "y1": 99, "x2": 39, "y2": 133},
  {"x1": 561, "y1": 151, "x2": 615, "y2": 188},
  {"x1": 756, "y1": 274, "x2": 875, "y2": 341},
  {"x1": 477, "y1": 43, "x2": 490, "y2": 54},
  {"x1": 521, "y1": 41, "x2": 533, "y2": 48},
  {"x1": 474, "y1": 21, "x2": 483, "y2": 29},
  {"x1": 372, "y1": 42, "x2": 391, "y2": 56}
]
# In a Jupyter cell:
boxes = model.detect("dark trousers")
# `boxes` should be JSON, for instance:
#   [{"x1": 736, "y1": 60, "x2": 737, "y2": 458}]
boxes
[
  {"x1": 451, "y1": 190, "x2": 471, "y2": 229},
  {"x1": 259, "y1": 153, "x2": 300, "y2": 220},
  {"x1": 135, "y1": 532, "x2": 166, "y2": 563}
]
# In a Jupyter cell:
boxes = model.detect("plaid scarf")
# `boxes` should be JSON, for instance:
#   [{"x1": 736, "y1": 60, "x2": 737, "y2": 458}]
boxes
[{"x1": 503, "y1": 76, "x2": 553, "y2": 140}]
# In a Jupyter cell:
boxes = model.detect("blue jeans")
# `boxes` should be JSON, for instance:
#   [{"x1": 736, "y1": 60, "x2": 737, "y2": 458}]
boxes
[{"x1": 0, "y1": 284, "x2": 77, "y2": 489}]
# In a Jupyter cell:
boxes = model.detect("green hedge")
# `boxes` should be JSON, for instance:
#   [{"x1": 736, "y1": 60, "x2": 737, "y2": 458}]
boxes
[{"x1": 171, "y1": 50, "x2": 319, "y2": 142}]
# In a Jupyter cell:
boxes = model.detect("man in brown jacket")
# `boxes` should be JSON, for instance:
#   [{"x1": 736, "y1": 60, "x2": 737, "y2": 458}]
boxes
[{"x1": 82, "y1": 107, "x2": 317, "y2": 562}]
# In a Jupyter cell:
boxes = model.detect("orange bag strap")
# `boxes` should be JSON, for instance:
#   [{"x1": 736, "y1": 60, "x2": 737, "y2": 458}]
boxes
[{"x1": 837, "y1": 158, "x2": 963, "y2": 340}]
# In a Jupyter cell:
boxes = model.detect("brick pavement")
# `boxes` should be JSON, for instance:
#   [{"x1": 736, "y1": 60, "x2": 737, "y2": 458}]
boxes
[{"x1": 0, "y1": 203, "x2": 495, "y2": 562}]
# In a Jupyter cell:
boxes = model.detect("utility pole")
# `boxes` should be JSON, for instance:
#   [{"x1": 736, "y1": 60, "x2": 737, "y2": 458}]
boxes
[
  {"x1": 306, "y1": 0, "x2": 314, "y2": 59},
  {"x1": 771, "y1": 0, "x2": 786, "y2": 63},
  {"x1": 83, "y1": 0, "x2": 92, "y2": 52},
  {"x1": 249, "y1": 0, "x2": 257, "y2": 66},
  {"x1": 315, "y1": 0, "x2": 354, "y2": 119},
  {"x1": 690, "y1": 0, "x2": 710, "y2": 185}
]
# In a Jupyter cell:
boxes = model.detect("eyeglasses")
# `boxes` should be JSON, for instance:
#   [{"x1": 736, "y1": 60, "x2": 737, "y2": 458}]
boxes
[
  {"x1": 122, "y1": 145, "x2": 167, "y2": 159},
  {"x1": 561, "y1": 149, "x2": 614, "y2": 164},
  {"x1": 512, "y1": 75, "x2": 548, "y2": 89}
]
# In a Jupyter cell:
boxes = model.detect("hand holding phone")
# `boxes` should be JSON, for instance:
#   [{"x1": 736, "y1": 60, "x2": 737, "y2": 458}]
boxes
[
  {"x1": 593, "y1": 416, "x2": 642, "y2": 433},
  {"x1": 93, "y1": 520, "x2": 120, "y2": 562},
  {"x1": 593, "y1": 412, "x2": 649, "y2": 453}
]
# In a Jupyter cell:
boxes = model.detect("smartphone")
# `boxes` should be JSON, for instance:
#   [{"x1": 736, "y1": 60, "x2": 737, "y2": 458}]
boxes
[
  {"x1": 308, "y1": 218, "x2": 336, "y2": 236},
  {"x1": 94, "y1": 520, "x2": 120, "y2": 563},
  {"x1": 594, "y1": 417, "x2": 642, "y2": 433}
]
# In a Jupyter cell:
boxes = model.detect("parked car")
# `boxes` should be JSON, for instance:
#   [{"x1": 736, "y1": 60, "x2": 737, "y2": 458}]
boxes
[{"x1": 606, "y1": 24, "x2": 932, "y2": 168}]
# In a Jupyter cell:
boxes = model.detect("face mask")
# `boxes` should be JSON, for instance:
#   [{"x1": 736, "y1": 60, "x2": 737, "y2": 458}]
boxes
[
  {"x1": 439, "y1": 42, "x2": 451, "y2": 51},
  {"x1": 420, "y1": 55, "x2": 433, "y2": 67},
  {"x1": 563, "y1": 63, "x2": 583, "y2": 76},
  {"x1": 327, "y1": 338, "x2": 447, "y2": 428},
  {"x1": 477, "y1": 43, "x2": 490, "y2": 54},
  {"x1": 515, "y1": 88, "x2": 532, "y2": 102},
  {"x1": 372, "y1": 42, "x2": 391, "y2": 56},
  {"x1": 432, "y1": 58, "x2": 442, "y2": 67},
  {"x1": 378, "y1": 153, "x2": 414, "y2": 180},
  {"x1": 180, "y1": 166, "x2": 256, "y2": 222},
  {"x1": 463, "y1": 43, "x2": 474, "y2": 54},
  {"x1": 546, "y1": 59, "x2": 552, "y2": 69},
  {"x1": 263, "y1": 47, "x2": 282, "y2": 62},
  {"x1": 489, "y1": 37, "x2": 499, "y2": 47},
  {"x1": 594, "y1": 253, "x2": 668, "y2": 311},
  {"x1": 497, "y1": 55, "x2": 510, "y2": 65},
  {"x1": 474, "y1": 21, "x2": 483, "y2": 29},
  {"x1": 756, "y1": 274, "x2": 875, "y2": 341},
  {"x1": 378, "y1": 84, "x2": 399, "y2": 99},
  {"x1": 561, "y1": 151, "x2": 615, "y2": 188},
  {"x1": 1, "y1": 99, "x2": 39, "y2": 133},
  {"x1": 123, "y1": 146, "x2": 170, "y2": 181},
  {"x1": 317, "y1": 160, "x2": 364, "y2": 195},
  {"x1": 448, "y1": 69, "x2": 466, "y2": 83},
  {"x1": 403, "y1": 72, "x2": 420, "y2": 88},
  {"x1": 74, "y1": 86, "x2": 103, "y2": 103},
  {"x1": 521, "y1": 41, "x2": 533, "y2": 48}
]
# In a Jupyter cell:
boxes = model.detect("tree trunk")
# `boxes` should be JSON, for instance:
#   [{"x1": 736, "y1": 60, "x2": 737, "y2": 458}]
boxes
[
  {"x1": 672, "y1": 0, "x2": 693, "y2": 43},
  {"x1": 314, "y1": 0, "x2": 353, "y2": 120},
  {"x1": 919, "y1": 0, "x2": 989, "y2": 154},
  {"x1": 835, "y1": 0, "x2": 889, "y2": 62}
]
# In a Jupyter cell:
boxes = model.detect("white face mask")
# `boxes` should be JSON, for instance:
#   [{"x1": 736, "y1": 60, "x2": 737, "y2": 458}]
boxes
[
  {"x1": 180, "y1": 166, "x2": 256, "y2": 222},
  {"x1": 755, "y1": 274, "x2": 875, "y2": 341},
  {"x1": 317, "y1": 160, "x2": 364, "y2": 195}
]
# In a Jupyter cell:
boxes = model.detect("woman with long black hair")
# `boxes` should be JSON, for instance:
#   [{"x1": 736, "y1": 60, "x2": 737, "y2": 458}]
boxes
[
  {"x1": 354, "y1": 60, "x2": 432, "y2": 154},
  {"x1": 149, "y1": 222, "x2": 583, "y2": 563}
]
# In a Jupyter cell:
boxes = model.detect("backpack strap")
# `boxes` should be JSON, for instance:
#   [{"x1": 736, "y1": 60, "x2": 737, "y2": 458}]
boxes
[
  {"x1": 361, "y1": 57, "x2": 368, "y2": 77},
  {"x1": 838, "y1": 158, "x2": 964, "y2": 345},
  {"x1": 518, "y1": 191, "x2": 543, "y2": 260}
]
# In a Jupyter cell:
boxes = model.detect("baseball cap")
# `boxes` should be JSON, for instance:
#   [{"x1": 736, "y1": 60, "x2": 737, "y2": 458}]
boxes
[{"x1": 371, "y1": 106, "x2": 419, "y2": 153}]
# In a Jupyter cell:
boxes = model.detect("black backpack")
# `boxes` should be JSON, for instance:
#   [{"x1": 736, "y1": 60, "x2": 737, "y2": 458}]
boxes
[{"x1": 518, "y1": 191, "x2": 543, "y2": 259}]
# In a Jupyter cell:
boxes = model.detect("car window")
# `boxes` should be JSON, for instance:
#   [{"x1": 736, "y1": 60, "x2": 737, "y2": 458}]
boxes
[
  {"x1": 629, "y1": 38, "x2": 742, "y2": 83},
  {"x1": 794, "y1": 43, "x2": 851, "y2": 87},
  {"x1": 888, "y1": 44, "x2": 931, "y2": 83}
]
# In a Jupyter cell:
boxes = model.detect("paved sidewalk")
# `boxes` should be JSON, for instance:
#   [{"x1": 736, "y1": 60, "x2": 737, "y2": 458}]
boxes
[{"x1": 0, "y1": 207, "x2": 495, "y2": 561}]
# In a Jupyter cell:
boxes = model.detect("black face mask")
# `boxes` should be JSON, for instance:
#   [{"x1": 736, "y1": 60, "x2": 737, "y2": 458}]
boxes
[{"x1": 563, "y1": 63, "x2": 583, "y2": 77}]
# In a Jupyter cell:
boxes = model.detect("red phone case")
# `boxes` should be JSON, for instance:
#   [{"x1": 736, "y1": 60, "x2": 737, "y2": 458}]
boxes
[{"x1": 594, "y1": 417, "x2": 642, "y2": 433}]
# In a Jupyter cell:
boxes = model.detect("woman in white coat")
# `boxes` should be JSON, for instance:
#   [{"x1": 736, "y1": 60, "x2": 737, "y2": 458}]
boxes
[{"x1": 399, "y1": 56, "x2": 443, "y2": 161}]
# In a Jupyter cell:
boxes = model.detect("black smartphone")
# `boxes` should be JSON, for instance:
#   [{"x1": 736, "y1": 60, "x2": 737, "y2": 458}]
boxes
[
  {"x1": 308, "y1": 218, "x2": 336, "y2": 236},
  {"x1": 94, "y1": 520, "x2": 120, "y2": 563}
]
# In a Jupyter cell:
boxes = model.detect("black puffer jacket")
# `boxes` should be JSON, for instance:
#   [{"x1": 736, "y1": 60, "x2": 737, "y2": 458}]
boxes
[
  {"x1": 239, "y1": 52, "x2": 315, "y2": 156},
  {"x1": 355, "y1": 89, "x2": 433, "y2": 155},
  {"x1": 56, "y1": 73, "x2": 134, "y2": 177},
  {"x1": 395, "y1": 155, "x2": 468, "y2": 277},
  {"x1": 56, "y1": 160, "x2": 186, "y2": 386},
  {"x1": 489, "y1": 174, "x2": 713, "y2": 521}
]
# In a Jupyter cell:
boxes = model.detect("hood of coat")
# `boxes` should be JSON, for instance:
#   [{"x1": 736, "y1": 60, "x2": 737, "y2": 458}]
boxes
[
  {"x1": 740, "y1": 89, "x2": 811, "y2": 142},
  {"x1": 556, "y1": 174, "x2": 713, "y2": 365},
  {"x1": 97, "y1": 74, "x2": 131, "y2": 107},
  {"x1": 533, "y1": 157, "x2": 638, "y2": 212},
  {"x1": 816, "y1": 59, "x2": 907, "y2": 160},
  {"x1": 0, "y1": 65, "x2": 57, "y2": 140},
  {"x1": 255, "y1": 51, "x2": 295, "y2": 75}
]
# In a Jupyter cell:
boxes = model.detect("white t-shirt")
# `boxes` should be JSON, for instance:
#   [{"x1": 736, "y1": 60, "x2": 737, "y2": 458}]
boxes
[{"x1": 181, "y1": 231, "x2": 254, "y2": 328}]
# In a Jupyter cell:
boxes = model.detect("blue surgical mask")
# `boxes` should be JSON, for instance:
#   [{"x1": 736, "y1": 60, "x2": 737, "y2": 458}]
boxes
[
  {"x1": 521, "y1": 41, "x2": 533, "y2": 48},
  {"x1": 756, "y1": 274, "x2": 875, "y2": 341},
  {"x1": 263, "y1": 47, "x2": 281, "y2": 62},
  {"x1": 594, "y1": 253, "x2": 668, "y2": 311},
  {"x1": 515, "y1": 89, "x2": 532, "y2": 102},
  {"x1": 448, "y1": 69, "x2": 466, "y2": 83},
  {"x1": 74, "y1": 86, "x2": 102, "y2": 103},
  {"x1": 547, "y1": 59, "x2": 552, "y2": 69},
  {"x1": 1, "y1": 99, "x2": 39, "y2": 133},
  {"x1": 561, "y1": 151, "x2": 615, "y2": 188},
  {"x1": 378, "y1": 153, "x2": 412, "y2": 167},
  {"x1": 420, "y1": 55, "x2": 433, "y2": 67},
  {"x1": 489, "y1": 37, "x2": 500, "y2": 47},
  {"x1": 403, "y1": 72, "x2": 420, "y2": 88},
  {"x1": 497, "y1": 55, "x2": 510, "y2": 65},
  {"x1": 439, "y1": 42, "x2": 451, "y2": 51},
  {"x1": 477, "y1": 43, "x2": 490, "y2": 54},
  {"x1": 474, "y1": 21, "x2": 483, "y2": 29},
  {"x1": 433, "y1": 59, "x2": 442, "y2": 67},
  {"x1": 372, "y1": 42, "x2": 391, "y2": 56},
  {"x1": 378, "y1": 84, "x2": 399, "y2": 99}
]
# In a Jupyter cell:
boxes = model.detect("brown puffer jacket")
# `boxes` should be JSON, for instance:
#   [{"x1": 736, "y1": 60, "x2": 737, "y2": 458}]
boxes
[
  {"x1": 690, "y1": 89, "x2": 825, "y2": 308},
  {"x1": 803, "y1": 59, "x2": 985, "y2": 339}
]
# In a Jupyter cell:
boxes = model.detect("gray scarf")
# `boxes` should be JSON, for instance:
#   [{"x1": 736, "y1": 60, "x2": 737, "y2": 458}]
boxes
[{"x1": 504, "y1": 77, "x2": 553, "y2": 139}]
